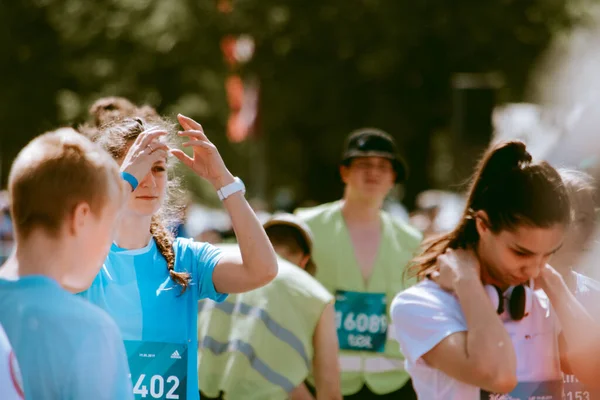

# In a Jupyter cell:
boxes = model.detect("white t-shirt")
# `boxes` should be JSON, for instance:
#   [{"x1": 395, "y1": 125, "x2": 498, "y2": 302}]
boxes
[
  {"x1": 0, "y1": 324, "x2": 23, "y2": 400},
  {"x1": 390, "y1": 279, "x2": 562, "y2": 400},
  {"x1": 572, "y1": 271, "x2": 600, "y2": 316}
]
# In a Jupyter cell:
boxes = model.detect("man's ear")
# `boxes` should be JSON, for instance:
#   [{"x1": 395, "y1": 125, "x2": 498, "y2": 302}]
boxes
[
  {"x1": 340, "y1": 165, "x2": 350, "y2": 184},
  {"x1": 298, "y1": 254, "x2": 310, "y2": 270},
  {"x1": 68, "y1": 202, "x2": 91, "y2": 236}
]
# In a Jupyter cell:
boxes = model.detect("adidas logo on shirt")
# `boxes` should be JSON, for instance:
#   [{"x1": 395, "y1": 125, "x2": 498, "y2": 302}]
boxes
[{"x1": 170, "y1": 350, "x2": 181, "y2": 360}]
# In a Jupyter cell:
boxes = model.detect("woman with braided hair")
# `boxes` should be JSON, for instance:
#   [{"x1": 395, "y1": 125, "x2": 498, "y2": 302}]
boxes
[{"x1": 78, "y1": 113, "x2": 278, "y2": 400}]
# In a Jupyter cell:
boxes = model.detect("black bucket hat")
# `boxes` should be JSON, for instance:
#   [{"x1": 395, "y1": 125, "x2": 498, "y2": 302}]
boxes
[{"x1": 341, "y1": 128, "x2": 408, "y2": 183}]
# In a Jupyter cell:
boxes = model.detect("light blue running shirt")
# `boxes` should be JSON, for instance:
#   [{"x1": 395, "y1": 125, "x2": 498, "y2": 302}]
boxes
[
  {"x1": 78, "y1": 237, "x2": 226, "y2": 400},
  {"x1": 0, "y1": 275, "x2": 133, "y2": 400}
]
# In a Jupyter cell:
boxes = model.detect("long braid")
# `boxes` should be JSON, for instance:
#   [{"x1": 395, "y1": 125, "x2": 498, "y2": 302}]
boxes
[{"x1": 150, "y1": 215, "x2": 190, "y2": 293}]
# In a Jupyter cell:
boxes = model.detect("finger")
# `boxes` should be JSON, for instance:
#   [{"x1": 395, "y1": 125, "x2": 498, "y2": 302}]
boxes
[
  {"x1": 148, "y1": 142, "x2": 170, "y2": 154},
  {"x1": 178, "y1": 129, "x2": 209, "y2": 142},
  {"x1": 177, "y1": 114, "x2": 202, "y2": 131},
  {"x1": 150, "y1": 146, "x2": 170, "y2": 158},
  {"x1": 138, "y1": 130, "x2": 169, "y2": 149},
  {"x1": 132, "y1": 126, "x2": 162, "y2": 145},
  {"x1": 170, "y1": 149, "x2": 194, "y2": 168},
  {"x1": 140, "y1": 143, "x2": 169, "y2": 158},
  {"x1": 182, "y1": 140, "x2": 214, "y2": 149}
]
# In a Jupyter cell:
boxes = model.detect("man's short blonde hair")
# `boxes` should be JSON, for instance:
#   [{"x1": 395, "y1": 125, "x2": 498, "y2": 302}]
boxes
[{"x1": 8, "y1": 128, "x2": 123, "y2": 239}]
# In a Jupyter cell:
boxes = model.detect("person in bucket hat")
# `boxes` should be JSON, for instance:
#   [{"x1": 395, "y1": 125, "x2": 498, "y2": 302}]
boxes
[
  {"x1": 341, "y1": 128, "x2": 408, "y2": 183},
  {"x1": 295, "y1": 128, "x2": 421, "y2": 399}
]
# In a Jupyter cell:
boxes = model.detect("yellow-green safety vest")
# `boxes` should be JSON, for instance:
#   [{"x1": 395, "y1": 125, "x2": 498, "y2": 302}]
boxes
[
  {"x1": 197, "y1": 251, "x2": 333, "y2": 400},
  {"x1": 296, "y1": 201, "x2": 421, "y2": 396}
]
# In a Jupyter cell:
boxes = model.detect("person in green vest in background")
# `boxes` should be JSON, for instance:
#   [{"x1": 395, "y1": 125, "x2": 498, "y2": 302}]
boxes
[
  {"x1": 197, "y1": 213, "x2": 342, "y2": 400},
  {"x1": 295, "y1": 128, "x2": 422, "y2": 399}
]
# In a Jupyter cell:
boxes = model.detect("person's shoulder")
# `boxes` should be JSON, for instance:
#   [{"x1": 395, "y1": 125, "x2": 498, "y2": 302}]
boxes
[
  {"x1": 174, "y1": 237, "x2": 221, "y2": 253},
  {"x1": 391, "y1": 279, "x2": 456, "y2": 313},
  {"x1": 276, "y1": 258, "x2": 333, "y2": 302},
  {"x1": 383, "y1": 210, "x2": 423, "y2": 244},
  {"x1": 172, "y1": 236, "x2": 195, "y2": 253},
  {"x1": 575, "y1": 271, "x2": 600, "y2": 294},
  {"x1": 61, "y1": 295, "x2": 120, "y2": 331},
  {"x1": 390, "y1": 280, "x2": 465, "y2": 341},
  {"x1": 173, "y1": 237, "x2": 223, "y2": 266},
  {"x1": 28, "y1": 293, "x2": 122, "y2": 346},
  {"x1": 571, "y1": 272, "x2": 600, "y2": 316},
  {"x1": 294, "y1": 201, "x2": 340, "y2": 224}
]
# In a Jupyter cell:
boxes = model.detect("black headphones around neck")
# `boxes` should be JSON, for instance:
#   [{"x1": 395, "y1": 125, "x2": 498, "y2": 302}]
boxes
[{"x1": 485, "y1": 284, "x2": 532, "y2": 321}]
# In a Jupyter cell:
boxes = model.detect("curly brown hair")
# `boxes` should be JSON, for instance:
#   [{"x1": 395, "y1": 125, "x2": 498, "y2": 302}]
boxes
[
  {"x1": 79, "y1": 96, "x2": 160, "y2": 140},
  {"x1": 90, "y1": 115, "x2": 191, "y2": 293}
]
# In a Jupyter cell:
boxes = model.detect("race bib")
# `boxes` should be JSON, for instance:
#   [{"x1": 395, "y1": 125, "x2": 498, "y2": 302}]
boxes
[
  {"x1": 334, "y1": 290, "x2": 387, "y2": 353},
  {"x1": 125, "y1": 340, "x2": 187, "y2": 400},
  {"x1": 563, "y1": 374, "x2": 598, "y2": 400},
  {"x1": 480, "y1": 381, "x2": 563, "y2": 400}
]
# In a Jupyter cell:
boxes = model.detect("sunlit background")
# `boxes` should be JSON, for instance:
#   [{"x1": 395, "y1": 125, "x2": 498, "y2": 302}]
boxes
[{"x1": 2, "y1": 0, "x2": 600, "y2": 272}]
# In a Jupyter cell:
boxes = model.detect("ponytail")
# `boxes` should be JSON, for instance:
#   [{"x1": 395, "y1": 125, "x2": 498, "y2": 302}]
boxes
[{"x1": 405, "y1": 140, "x2": 570, "y2": 282}]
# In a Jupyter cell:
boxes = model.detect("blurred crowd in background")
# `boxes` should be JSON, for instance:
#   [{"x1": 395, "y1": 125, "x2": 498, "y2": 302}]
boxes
[
  {"x1": 3, "y1": 2, "x2": 600, "y2": 255},
  {"x1": 6, "y1": 2, "x2": 600, "y2": 399}
]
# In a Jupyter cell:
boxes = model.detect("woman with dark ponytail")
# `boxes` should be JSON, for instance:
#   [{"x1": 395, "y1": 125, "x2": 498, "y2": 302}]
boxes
[
  {"x1": 78, "y1": 111, "x2": 278, "y2": 400},
  {"x1": 390, "y1": 140, "x2": 600, "y2": 399}
]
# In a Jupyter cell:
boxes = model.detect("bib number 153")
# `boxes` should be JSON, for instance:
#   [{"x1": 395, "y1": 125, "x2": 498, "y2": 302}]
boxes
[{"x1": 130, "y1": 374, "x2": 180, "y2": 399}]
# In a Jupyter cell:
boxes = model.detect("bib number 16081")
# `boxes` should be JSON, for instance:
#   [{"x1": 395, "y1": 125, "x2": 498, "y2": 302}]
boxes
[
  {"x1": 335, "y1": 311, "x2": 387, "y2": 334},
  {"x1": 131, "y1": 374, "x2": 180, "y2": 399}
]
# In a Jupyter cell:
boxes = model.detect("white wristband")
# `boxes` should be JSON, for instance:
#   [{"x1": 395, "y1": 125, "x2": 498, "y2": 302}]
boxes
[{"x1": 217, "y1": 177, "x2": 246, "y2": 201}]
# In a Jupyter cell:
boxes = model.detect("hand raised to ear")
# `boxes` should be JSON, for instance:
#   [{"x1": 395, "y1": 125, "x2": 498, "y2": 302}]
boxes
[{"x1": 433, "y1": 248, "x2": 480, "y2": 292}]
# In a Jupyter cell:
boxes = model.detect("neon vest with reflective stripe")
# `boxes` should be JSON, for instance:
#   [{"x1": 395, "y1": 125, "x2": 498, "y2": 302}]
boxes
[
  {"x1": 197, "y1": 255, "x2": 333, "y2": 400},
  {"x1": 296, "y1": 201, "x2": 422, "y2": 396}
]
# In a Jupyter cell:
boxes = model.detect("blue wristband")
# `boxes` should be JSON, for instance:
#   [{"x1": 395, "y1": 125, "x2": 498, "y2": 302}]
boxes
[{"x1": 121, "y1": 171, "x2": 138, "y2": 191}]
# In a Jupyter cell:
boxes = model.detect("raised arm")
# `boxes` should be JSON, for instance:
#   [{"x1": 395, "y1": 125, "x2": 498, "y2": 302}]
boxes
[
  {"x1": 395, "y1": 249, "x2": 517, "y2": 393},
  {"x1": 422, "y1": 276, "x2": 516, "y2": 393},
  {"x1": 171, "y1": 114, "x2": 278, "y2": 294}
]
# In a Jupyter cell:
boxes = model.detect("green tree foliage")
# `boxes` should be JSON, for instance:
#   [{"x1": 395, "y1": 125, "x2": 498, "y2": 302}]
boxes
[{"x1": 0, "y1": 0, "x2": 577, "y2": 208}]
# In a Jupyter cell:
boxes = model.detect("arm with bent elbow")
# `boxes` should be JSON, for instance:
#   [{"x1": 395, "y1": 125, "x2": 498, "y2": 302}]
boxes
[
  {"x1": 538, "y1": 265, "x2": 600, "y2": 386},
  {"x1": 290, "y1": 303, "x2": 341, "y2": 400},
  {"x1": 423, "y1": 249, "x2": 517, "y2": 393},
  {"x1": 171, "y1": 114, "x2": 278, "y2": 294},
  {"x1": 211, "y1": 187, "x2": 279, "y2": 293}
]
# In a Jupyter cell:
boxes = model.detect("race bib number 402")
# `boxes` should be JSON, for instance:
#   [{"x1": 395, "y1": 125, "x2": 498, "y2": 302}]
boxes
[
  {"x1": 124, "y1": 340, "x2": 188, "y2": 400},
  {"x1": 334, "y1": 290, "x2": 387, "y2": 353}
]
